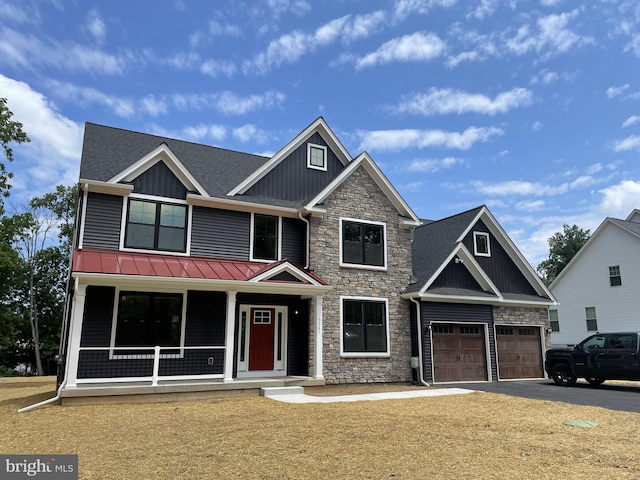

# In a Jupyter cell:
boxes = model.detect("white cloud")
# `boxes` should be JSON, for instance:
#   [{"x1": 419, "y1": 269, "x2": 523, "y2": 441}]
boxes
[
  {"x1": 45, "y1": 80, "x2": 135, "y2": 117},
  {"x1": 0, "y1": 1, "x2": 42, "y2": 25},
  {"x1": 607, "y1": 84, "x2": 630, "y2": 98},
  {"x1": 162, "y1": 52, "x2": 200, "y2": 70},
  {"x1": 181, "y1": 124, "x2": 227, "y2": 142},
  {"x1": 208, "y1": 21, "x2": 242, "y2": 37},
  {"x1": 622, "y1": 115, "x2": 640, "y2": 127},
  {"x1": 393, "y1": 87, "x2": 533, "y2": 116},
  {"x1": 393, "y1": 0, "x2": 457, "y2": 20},
  {"x1": 200, "y1": 59, "x2": 237, "y2": 77},
  {"x1": 613, "y1": 135, "x2": 640, "y2": 151},
  {"x1": 344, "y1": 11, "x2": 387, "y2": 42},
  {"x1": 171, "y1": 90, "x2": 285, "y2": 115},
  {"x1": 86, "y1": 9, "x2": 107, "y2": 44},
  {"x1": 532, "y1": 121, "x2": 543, "y2": 131},
  {"x1": 466, "y1": 0, "x2": 500, "y2": 20},
  {"x1": 407, "y1": 157, "x2": 465, "y2": 172},
  {"x1": 355, "y1": 32, "x2": 446, "y2": 70},
  {"x1": 0, "y1": 74, "x2": 82, "y2": 197},
  {"x1": 515, "y1": 200, "x2": 546, "y2": 211},
  {"x1": 233, "y1": 124, "x2": 269, "y2": 143},
  {"x1": 139, "y1": 95, "x2": 168, "y2": 117},
  {"x1": 356, "y1": 126, "x2": 503, "y2": 151}
]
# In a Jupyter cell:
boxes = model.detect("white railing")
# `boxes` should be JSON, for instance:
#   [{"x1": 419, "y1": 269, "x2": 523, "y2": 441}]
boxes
[{"x1": 74, "y1": 345, "x2": 226, "y2": 386}]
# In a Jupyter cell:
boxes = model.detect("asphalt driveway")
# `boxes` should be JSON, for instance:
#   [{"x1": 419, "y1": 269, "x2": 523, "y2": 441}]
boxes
[{"x1": 443, "y1": 379, "x2": 640, "y2": 413}]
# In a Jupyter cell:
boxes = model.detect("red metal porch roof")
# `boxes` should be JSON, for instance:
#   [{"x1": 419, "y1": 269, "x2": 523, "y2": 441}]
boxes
[{"x1": 72, "y1": 248, "x2": 327, "y2": 284}]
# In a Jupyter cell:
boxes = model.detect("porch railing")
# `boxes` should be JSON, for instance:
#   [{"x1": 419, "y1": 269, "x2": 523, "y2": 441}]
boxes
[{"x1": 75, "y1": 345, "x2": 226, "y2": 386}]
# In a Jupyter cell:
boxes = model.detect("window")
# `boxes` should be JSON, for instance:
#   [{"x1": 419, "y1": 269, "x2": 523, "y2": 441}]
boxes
[
  {"x1": 341, "y1": 219, "x2": 386, "y2": 268},
  {"x1": 307, "y1": 143, "x2": 327, "y2": 171},
  {"x1": 252, "y1": 214, "x2": 279, "y2": 261},
  {"x1": 124, "y1": 199, "x2": 187, "y2": 252},
  {"x1": 585, "y1": 307, "x2": 598, "y2": 332},
  {"x1": 609, "y1": 265, "x2": 622, "y2": 286},
  {"x1": 115, "y1": 292, "x2": 183, "y2": 348},
  {"x1": 549, "y1": 309, "x2": 560, "y2": 332},
  {"x1": 473, "y1": 232, "x2": 490, "y2": 256},
  {"x1": 342, "y1": 298, "x2": 389, "y2": 355},
  {"x1": 581, "y1": 334, "x2": 605, "y2": 350}
]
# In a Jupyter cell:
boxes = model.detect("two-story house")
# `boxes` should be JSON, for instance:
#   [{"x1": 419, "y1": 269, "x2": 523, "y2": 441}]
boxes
[
  {"x1": 550, "y1": 210, "x2": 640, "y2": 346},
  {"x1": 57, "y1": 117, "x2": 555, "y2": 404}
]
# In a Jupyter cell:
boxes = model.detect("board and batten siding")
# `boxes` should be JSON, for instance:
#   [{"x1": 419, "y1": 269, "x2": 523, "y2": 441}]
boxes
[
  {"x1": 82, "y1": 193, "x2": 123, "y2": 250},
  {"x1": 551, "y1": 222, "x2": 640, "y2": 346},
  {"x1": 190, "y1": 206, "x2": 251, "y2": 259},
  {"x1": 131, "y1": 160, "x2": 188, "y2": 199}
]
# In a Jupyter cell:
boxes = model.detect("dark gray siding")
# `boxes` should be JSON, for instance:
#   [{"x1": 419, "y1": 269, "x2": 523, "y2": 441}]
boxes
[
  {"x1": 190, "y1": 206, "x2": 250, "y2": 259},
  {"x1": 463, "y1": 220, "x2": 538, "y2": 296},
  {"x1": 430, "y1": 260, "x2": 485, "y2": 291},
  {"x1": 287, "y1": 299, "x2": 309, "y2": 376},
  {"x1": 245, "y1": 132, "x2": 345, "y2": 201},
  {"x1": 281, "y1": 217, "x2": 306, "y2": 265},
  {"x1": 82, "y1": 193, "x2": 122, "y2": 250},
  {"x1": 420, "y1": 302, "x2": 497, "y2": 382},
  {"x1": 80, "y1": 286, "x2": 115, "y2": 347},
  {"x1": 131, "y1": 160, "x2": 188, "y2": 199}
]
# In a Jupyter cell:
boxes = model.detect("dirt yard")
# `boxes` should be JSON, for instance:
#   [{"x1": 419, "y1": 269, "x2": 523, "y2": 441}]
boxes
[{"x1": 1, "y1": 377, "x2": 639, "y2": 479}]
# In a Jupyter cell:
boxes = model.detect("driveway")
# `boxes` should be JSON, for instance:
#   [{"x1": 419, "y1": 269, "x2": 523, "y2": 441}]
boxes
[{"x1": 443, "y1": 379, "x2": 640, "y2": 413}]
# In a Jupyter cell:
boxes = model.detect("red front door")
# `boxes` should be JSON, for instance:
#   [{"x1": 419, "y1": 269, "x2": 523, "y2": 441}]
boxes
[{"x1": 248, "y1": 308, "x2": 275, "y2": 371}]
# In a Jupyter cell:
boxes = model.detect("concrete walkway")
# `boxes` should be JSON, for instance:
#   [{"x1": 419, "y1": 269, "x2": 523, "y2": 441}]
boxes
[{"x1": 261, "y1": 386, "x2": 475, "y2": 403}]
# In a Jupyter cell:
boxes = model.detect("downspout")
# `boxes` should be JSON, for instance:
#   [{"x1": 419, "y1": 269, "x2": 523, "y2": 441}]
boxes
[
  {"x1": 298, "y1": 211, "x2": 310, "y2": 270},
  {"x1": 410, "y1": 296, "x2": 430, "y2": 387}
]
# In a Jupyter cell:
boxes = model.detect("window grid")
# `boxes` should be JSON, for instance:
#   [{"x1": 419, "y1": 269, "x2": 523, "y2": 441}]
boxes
[
  {"x1": 549, "y1": 309, "x2": 560, "y2": 332},
  {"x1": 125, "y1": 200, "x2": 187, "y2": 252},
  {"x1": 585, "y1": 307, "x2": 598, "y2": 331},
  {"x1": 341, "y1": 220, "x2": 385, "y2": 267},
  {"x1": 342, "y1": 299, "x2": 387, "y2": 354},
  {"x1": 609, "y1": 265, "x2": 622, "y2": 287}
]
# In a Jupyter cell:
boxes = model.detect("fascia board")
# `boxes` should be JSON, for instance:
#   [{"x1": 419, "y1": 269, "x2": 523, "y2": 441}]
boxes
[
  {"x1": 108, "y1": 144, "x2": 209, "y2": 196},
  {"x1": 72, "y1": 272, "x2": 332, "y2": 294},
  {"x1": 227, "y1": 117, "x2": 352, "y2": 196},
  {"x1": 79, "y1": 179, "x2": 134, "y2": 196},
  {"x1": 403, "y1": 292, "x2": 555, "y2": 307},
  {"x1": 187, "y1": 193, "x2": 300, "y2": 217}
]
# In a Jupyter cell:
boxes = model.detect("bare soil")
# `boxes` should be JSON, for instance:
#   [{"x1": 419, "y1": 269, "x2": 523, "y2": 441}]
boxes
[{"x1": 1, "y1": 378, "x2": 639, "y2": 479}]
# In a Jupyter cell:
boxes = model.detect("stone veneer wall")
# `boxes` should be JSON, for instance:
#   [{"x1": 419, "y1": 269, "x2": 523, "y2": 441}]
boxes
[
  {"x1": 308, "y1": 166, "x2": 413, "y2": 384},
  {"x1": 492, "y1": 306, "x2": 551, "y2": 347}
]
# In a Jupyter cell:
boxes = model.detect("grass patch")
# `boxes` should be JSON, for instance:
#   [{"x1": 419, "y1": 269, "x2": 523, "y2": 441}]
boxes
[{"x1": 1, "y1": 378, "x2": 639, "y2": 479}]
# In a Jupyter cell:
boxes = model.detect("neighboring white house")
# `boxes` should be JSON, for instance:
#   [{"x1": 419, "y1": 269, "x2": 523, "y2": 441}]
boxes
[{"x1": 550, "y1": 209, "x2": 640, "y2": 346}]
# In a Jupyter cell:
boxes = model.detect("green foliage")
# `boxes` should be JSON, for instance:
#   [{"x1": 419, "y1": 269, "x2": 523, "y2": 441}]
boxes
[
  {"x1": 0, "y1": 97, "x2": 31, "y2": 214},
  {"x1": 537, "y1": 224, "x2": 591, "y2": 285}
]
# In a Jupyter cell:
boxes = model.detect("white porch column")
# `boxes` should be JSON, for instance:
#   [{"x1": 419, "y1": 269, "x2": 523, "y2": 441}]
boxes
[
  {"x1": 64, "y1": 283, "x2": 87, "y2": 389},
  {"x1": 223, "y1": 291, "x2": 237, "y2": 383},
  {"x1": 313, "y1": 295, "x2": 324, "y2": 380}
]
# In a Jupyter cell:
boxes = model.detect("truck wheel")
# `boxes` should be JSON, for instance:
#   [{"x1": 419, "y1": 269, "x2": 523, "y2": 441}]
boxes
[
  {"x1": 585, "y1": 377, "x2": 606, "y2": 386},
  {"x1": 550, "y1": 363, "x2": 577, "y2": 386}
]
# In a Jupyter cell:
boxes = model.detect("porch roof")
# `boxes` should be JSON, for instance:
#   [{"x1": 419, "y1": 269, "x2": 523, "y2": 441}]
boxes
[{"x1": 72, "y1": 248, "x2": 328, "y2": 285}]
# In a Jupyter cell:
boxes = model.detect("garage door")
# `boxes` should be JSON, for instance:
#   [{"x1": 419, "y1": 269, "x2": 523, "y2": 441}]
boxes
[
  {"x1": 496, "y1": 326, "x2": 543, "y2": 379},
  {"x1": 432, "y1": 324, "x2": 487, "y2": 382}
]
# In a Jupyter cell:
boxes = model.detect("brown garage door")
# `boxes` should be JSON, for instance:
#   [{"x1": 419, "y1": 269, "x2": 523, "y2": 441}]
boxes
[
  {"x1": 496, "y1": 326, "x2": 543, "y2": 379},
  {"x1": 432, "y1": 324, "x2": 487, "y2": 382}
]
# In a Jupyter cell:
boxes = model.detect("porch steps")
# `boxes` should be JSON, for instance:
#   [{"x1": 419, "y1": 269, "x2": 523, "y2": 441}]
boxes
[{"x1": 260, "y1": 386, "x2": 304, "y2": 397}]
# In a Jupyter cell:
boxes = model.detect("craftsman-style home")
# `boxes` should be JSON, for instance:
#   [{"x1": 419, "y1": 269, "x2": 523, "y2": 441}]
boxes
[{"x1": 57, "y1": 118, "x2": 555, "y2": 403}]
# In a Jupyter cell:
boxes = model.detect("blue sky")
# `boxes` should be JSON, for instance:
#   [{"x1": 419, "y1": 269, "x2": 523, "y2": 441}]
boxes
[{"x1": 1, "y1": 0, "x2": 640, "y2": 267}]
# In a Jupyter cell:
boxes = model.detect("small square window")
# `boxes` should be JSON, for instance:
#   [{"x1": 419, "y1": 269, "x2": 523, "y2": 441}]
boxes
[
  {"x1": 307, "y1": 143, "x2": 327, "y2": 171},
  {"x1": 473, "y1": 231, "x2": 490, "y2": 256},
  {"x1": 549, "y1": 309, "x2": 560, "y2": 332},
  {"x1": 609, "y1": 265, "x2": 622, "y2": 286}
]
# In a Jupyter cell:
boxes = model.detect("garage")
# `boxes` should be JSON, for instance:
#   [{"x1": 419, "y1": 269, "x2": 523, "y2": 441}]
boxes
[
  {"x1": 431, "y1": 323, "x2": 487, "y2": 382},
  {"x1": 496, "y1": 326, "x2": 543, "y2": 379}
]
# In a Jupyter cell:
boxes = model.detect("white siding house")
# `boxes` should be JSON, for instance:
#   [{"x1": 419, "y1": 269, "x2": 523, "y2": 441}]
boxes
[{"x1": 550, "y1": 210, "x2": 640, "y2": 346}]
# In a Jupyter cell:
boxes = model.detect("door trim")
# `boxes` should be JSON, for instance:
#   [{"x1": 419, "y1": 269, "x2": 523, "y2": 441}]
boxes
[{"x1": 237, "y1": 304, "x2": 288, "y2": 378}]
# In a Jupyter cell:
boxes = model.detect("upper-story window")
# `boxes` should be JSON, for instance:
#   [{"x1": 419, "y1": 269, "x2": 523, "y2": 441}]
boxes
[
  {"x1": 124, "y1": 199, "x2": 187, "y2": 252},
  {"x1": 609, "y1": 265, "x2": 622, "y2": 286},
  {"x1": 307, "y1": 143, "x2": 327, "y2": 171},
  {"x1": 473, "y1": 231, "x2": 490, "y2": 257},
  {"x1": 252, "y1": 213, "x2": 279, "y2": 261},
  {"x1": 340, "y1": 218, "x2": 386, "y2": 269}
]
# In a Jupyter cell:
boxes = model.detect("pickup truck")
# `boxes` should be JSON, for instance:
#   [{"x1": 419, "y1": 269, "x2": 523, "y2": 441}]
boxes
[{"x1": 545, "y1": 332, "x2": 640, "y2": 386}]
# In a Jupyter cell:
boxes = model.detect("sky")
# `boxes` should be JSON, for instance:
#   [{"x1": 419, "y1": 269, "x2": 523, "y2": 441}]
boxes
[{"x1": 1, "y1": 0, "x2": 640, "y2": 268}]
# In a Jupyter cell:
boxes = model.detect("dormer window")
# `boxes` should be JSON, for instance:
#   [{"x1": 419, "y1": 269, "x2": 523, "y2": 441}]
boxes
[
  {"x1": 473, "y1": 231, "x2": 490, "y2": 257},
  {"x1": 307, "y1": 143, "x2": 327, "y2": 171}
]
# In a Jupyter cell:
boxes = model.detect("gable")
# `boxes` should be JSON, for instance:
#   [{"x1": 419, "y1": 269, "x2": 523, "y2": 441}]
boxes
[
  {"x1": 429, "y1": 259, "x2": 485, "y2": 292},
  {"x1": 130, "y1": 160, "x2": 188, "y2": 199},
  {"x1": 245, "y1": 131, "x2": 345, "y2": 202}
]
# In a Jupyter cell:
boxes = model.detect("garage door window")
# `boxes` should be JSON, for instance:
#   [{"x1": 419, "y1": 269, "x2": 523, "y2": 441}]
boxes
[{"x1": 341, "y1": 297, "x2": 389, "y2": 357}]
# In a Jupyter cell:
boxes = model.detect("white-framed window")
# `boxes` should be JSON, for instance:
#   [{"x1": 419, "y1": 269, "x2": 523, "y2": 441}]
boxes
[
  {"x1": 250, "y1": 213, "x2": 281, "y2": 261},
  {"x1": 307, "y1": 143, "x2": 327, "y2": 171},
  {"x1": 609, "y1": 265, "x2": 622, "y2": 286},
  {"x1": 121, "y1": 195, "x2": 190, "y2": 254},
  {"x1": 340, "y1": 218, "x2": 387, "y2": 270},
  {"x1": 110, "y1": 288, "x2": 187, "y2": 358},
  {"x1": 549, "y1": 309, "x2": 559, "y2": 332},
  {"x1": 585, "y1": 306, "x2": 598, "y2": 332},
  {"x1": 473, "y1": 231, "x2": 490, "y2": 257},
  {"x1": 340, "y1": 296, "x2": 390, "y2": 357}
]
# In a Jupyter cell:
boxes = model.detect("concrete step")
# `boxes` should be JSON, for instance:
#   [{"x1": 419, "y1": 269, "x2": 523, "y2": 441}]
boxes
[{"x1": 260, "y1": 386, "x2": 304, "y2": 397}]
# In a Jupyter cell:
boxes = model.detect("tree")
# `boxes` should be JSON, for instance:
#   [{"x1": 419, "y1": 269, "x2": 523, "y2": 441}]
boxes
[
  {"x1": 0, "y1": 98, "x2": 31, "y2": 215},
  {"x1": 537, "y1": 224, "x2": 591, "y2": 285}
]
